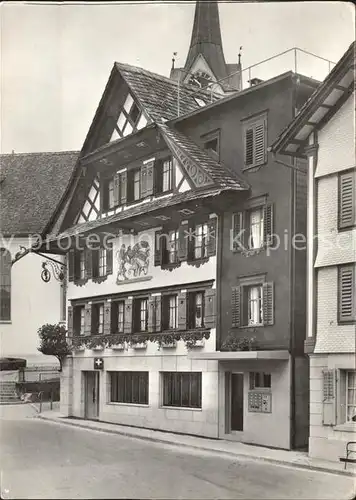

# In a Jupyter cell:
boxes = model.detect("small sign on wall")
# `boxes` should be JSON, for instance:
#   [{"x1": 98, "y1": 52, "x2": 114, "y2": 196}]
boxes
[
  {"x1": 248, "y1": 391, "x2": 272, "y2": 413},
  {"x1": 94, "y1": 358, "x2": 104, "y2": 370}
]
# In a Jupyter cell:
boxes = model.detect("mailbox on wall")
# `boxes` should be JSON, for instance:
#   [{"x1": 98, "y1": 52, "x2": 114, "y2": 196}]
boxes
[{"x1": 248, "y1": 391, "x2": 272, "y2": 413}]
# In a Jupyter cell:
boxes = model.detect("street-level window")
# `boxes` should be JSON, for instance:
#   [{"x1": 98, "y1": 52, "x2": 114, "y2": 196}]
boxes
[
  {"x1": 250, "y1": 372, "x2": 271, "y2": 390},
  {"x1": 162, "y1": 372, "x2": 202, "y2": 408},
  {"x1": 346, "y1": 370, "x2": 356, "y2": 422},
  {"x1": 110, "y1": 371, "x2": 149, "y2": 405}
]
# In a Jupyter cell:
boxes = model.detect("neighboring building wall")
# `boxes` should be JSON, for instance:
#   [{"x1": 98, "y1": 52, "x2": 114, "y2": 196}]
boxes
[
  {"x1": 308, "y1": 93, "x2": 355, "y2": 461},
  {"x1": 0, "y1": 237, "x2": 62, "y2": 365}
]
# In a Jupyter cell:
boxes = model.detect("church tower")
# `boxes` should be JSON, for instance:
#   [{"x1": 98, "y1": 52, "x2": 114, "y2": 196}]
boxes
[{"x1": 170, "y1": 1, "x2": 242, "y2": 94}]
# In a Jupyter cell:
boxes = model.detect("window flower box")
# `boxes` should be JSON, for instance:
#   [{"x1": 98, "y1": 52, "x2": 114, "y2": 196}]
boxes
[
  {"x1": 132, "y1": 341, "x2": 147, "y2": 350},
  {"x1": 111, "y1": 343, "x2": 125, "y2": 351},
  {"x1": 190, "y1": 338, "x2": 205, "y2": 348},
  {"x1": 92, "y1": 345, "x2": 104, "y2": 351},
  {"x1": 161, "y1": 340, "x2": 177, "y2": 348},
  {"x1": 73, "y1": 344, "x2": 85, "y2": 352}
]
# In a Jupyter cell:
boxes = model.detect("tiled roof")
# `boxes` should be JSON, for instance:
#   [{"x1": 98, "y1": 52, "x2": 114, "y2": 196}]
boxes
[
  {"x1": 158, "y1": 123, "x2": 249, "y2": 190},
  {"x1": 0, "y1": 151, "x2": 79, "y2": 235},
  {"x1": 47, "y1": 186, "x2": 243, "y2": 242},
  {"x1": 116, "y1": 62, "x2": 220, "y2": 123}
]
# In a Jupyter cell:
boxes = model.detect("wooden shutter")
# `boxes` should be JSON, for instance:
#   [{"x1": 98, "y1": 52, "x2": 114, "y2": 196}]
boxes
[
  {"x1": 204, "y1": 289, "x2": 216, "y2": 328},
  {"x1": 338, "y1": 265, "x2": 355, "y2": 322},
  {"x1": 254, "y1": 120, "x2": 266, "y2": 166},
  {"x1": 263, "y1": 203, "x2": 274, "y2": 247},
  {"x1": 232, "y1": 212, "x2": 244, "y2": 251},
  {"x1": 104, "y1": 301, "x2": 111, "y2": 335},
  {"x1": 207, "y1": 218, "x2": 217, "y2": 257},
  {"x1": 178, "y1": 292, "x2": 187, "y2": 330},
  {"x1": 84, "y1": 303, "x2": 92, "y2": 336},
  {"x1": 178, "y1": 224, "x2": 188, "y2": 261},
  {"x1": 120, "y1": 171, "x2": 127, "y2": 205},
  {"x1": 339, "y1": 171, "x2": 355, "y2": 229},
  {"x1": 67, "y1": 306, "x2": 73, "y2": 337},
  {"x1": 245, "y1": 128, "x2": 254, "y2": 166},
  {"x1": 113, "y1": 172, "x2": 120, "y2": 206},
  {"x1": 85, "y1": 248, "x2": 93, "y2": 279},
  {"x1": 322, "y1": 369, "x2": 337, "y2": 426},
  {"x1": 263, "y1": 282, "x2": 274, "y2": 326},
  {"x1": 145, "y1": 160, "x2": 154, "y2": 196},
  {"x1": 231, "y1": 286, "x2": 241, "y2": 327},
  {"x1": 124, "y1": 298, "x2": 133, "y2": 334},
  {"x1": 154, "y1": 230, "x2": 163, "y2": 266},
  {"x1": 106, "y1": 242, "x2": 113, "y2": 276},
  {"x1": 68, "y1": 250, "x2": 75, "y2": 282},
  {"x1": 154, "y1": 159, "x2": 163, "y2": 194}
]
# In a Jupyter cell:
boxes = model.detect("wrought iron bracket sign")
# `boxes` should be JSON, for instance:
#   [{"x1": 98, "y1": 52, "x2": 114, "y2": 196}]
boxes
[{"x1": 41, "y1": 259, "x2": 65, "y2": 283}]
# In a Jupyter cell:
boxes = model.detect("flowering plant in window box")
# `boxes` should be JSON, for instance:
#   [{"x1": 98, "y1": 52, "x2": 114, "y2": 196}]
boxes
[
  {"x1": 180, "y1": 330, "x2": 210, "y2": 350},
  {"x1": 221, "y1": 333, "x2": 257, "y2": 352}
]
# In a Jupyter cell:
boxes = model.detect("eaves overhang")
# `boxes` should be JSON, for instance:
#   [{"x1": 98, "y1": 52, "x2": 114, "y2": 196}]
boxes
[{"x1": 188, "y1": 350, "x2": 290, "y2": 361}]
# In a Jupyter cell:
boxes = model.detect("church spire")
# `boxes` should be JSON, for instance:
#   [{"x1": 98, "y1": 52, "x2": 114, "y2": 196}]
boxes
[{"x1": 183, "y1": 1, "x2": 228, "y2": 84}]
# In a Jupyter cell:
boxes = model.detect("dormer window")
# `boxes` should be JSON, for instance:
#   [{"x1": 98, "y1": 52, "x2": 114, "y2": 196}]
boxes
[{"x1": 110, "y1": 93, "x2": 147, "y2": 142}]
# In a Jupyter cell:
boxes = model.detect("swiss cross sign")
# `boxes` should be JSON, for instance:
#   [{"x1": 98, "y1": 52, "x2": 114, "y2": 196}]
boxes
[{"x1": 94, "y1": 358, "x2": 104, "y2": 370}]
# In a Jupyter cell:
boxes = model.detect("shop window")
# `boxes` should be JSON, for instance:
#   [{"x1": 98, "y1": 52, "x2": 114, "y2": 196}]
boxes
[
  {"x1": 109, "y1": 371, "x2": 149, "y2": 405},
  {"x1": 162, "y1": 372, "x2": 202, "y2": 408}
]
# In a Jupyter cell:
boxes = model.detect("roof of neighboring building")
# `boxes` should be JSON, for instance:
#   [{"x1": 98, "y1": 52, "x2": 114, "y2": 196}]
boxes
[
  {"x1": 0, "y1": 151, "x2": 79, "y2": 236},
  {"x1": 116, "y1": 62, "x2": 220, "y2": 123},
  {"x1": 270, "y1": 41, "x2": 355, "y2": 156}
]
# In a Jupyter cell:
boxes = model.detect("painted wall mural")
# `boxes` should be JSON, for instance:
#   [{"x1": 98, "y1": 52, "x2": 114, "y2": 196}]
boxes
[{"x1": 116, "y1": 241, "x2": 150, "y2": 282}]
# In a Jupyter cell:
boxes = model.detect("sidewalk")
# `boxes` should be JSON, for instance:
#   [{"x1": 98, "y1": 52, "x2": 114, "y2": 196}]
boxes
[{"x1": 37, "y1": 409, "x2": 355, "y2": 477}]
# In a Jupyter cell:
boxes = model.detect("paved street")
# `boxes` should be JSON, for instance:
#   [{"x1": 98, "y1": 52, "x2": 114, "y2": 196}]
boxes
[{"x1": 0, "y1": 405, "x2": 354, "y2": 500}]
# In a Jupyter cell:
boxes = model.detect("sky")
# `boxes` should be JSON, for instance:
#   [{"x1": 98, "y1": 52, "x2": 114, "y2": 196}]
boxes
[{"x1": 1, "y1": 1, "x2": 354, "y2": 154}]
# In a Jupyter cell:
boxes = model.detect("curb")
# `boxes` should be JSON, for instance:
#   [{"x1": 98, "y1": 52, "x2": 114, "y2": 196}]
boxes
[
  {"x1": 37, "y1": 414, "x2": 354, "y2": 478},
  {"x1": 0, "y1": 400, "x2": 25, "y2": 405}
]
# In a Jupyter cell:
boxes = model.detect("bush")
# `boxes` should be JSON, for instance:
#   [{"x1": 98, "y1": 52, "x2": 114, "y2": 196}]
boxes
[{"x1": 37, "y1": 323, "x2": 71, "y2": 371}]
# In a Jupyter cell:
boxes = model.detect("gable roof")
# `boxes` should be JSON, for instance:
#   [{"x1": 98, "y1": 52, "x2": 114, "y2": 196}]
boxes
[
  {"x1": 158, "y1": 123, "x2": 249, "y2": 190},
  {"x1": 270, "y1": 41, "x2": 355, "y2": 156},
  {"x1": 0, "y1": 151, "x2": 79, "y2": 236},
  {"x1": 115, "y1": 62, "x2": 220, "y2": 123}
]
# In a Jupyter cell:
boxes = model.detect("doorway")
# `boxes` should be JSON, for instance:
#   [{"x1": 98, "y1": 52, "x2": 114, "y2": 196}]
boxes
[
  {"x1": 84, "y1": 371, "x2": 100, "y2": 420},
  {"x1": 230, "y1": 372, "x2": 244, "y2": 431}
]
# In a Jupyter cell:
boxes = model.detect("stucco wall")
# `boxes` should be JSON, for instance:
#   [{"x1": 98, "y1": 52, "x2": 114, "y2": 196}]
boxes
[
  {"x1": 68, "y1": 354, "x2": 219, "y2": 438},
  {"x1": 316, "y1": 95, "x2": 355, "y2": 178},
  {"x1": 0, "y1": 237, "x2": 62, "y2": 364},
  {"x1": 67, "y1": 226, "x2": 217, "y2": 302},
  {"x1": 218, "y1": 359, "x2": 291, "y2": 449}
]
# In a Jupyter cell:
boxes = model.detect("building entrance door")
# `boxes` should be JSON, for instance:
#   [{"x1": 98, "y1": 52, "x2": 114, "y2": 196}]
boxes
[
  {"x1": 231, "y1": 373, "x2": 244, "y2": 431},
  {"x1": 84, "y1": 371, "x2": 100, "y2": 420}
]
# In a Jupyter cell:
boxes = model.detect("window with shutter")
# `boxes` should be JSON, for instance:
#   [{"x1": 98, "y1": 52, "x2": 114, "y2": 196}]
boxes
[
  {"x1": 263, "y1": 203, "x2": 274, "y2": 247},
  {"x1": 243, "y1": 114, "x2": 267, "y2": 168},
  {"x1": 177, "y1": 292, "x2": 187, "y2": 330},
  {"x1": 207, "y1": 218, "x2": 217, "y2": 257},
  {"x1": 204, "y1": 289, "x2": 216, "y2": 329},
  {"x1": 232, "y1": 212, "x2": 244, "y2": 251},
  {"x1": 106, "y1": 243, "x2": 113, "y2": 276},
  {"x1": 338, "y1": 265, "x2": 356, "y2": 323},
  {"x1": 68, "y1": 250, "x2": 75, "y2": 282},
  {"x1": 338, "y1": 171, "x2": 355, "y2": 229},
  {"x1": 262, "y1": 282, "x2": 274, "y2": 326},
  {"x1": 103, "y1": 301, "x2": 111, "y2": 335}
]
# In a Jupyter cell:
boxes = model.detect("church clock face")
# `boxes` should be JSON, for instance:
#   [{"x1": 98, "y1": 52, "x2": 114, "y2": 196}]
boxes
[{"x1": 188, "y1": 70, "x2": 213, "y2": 89}]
